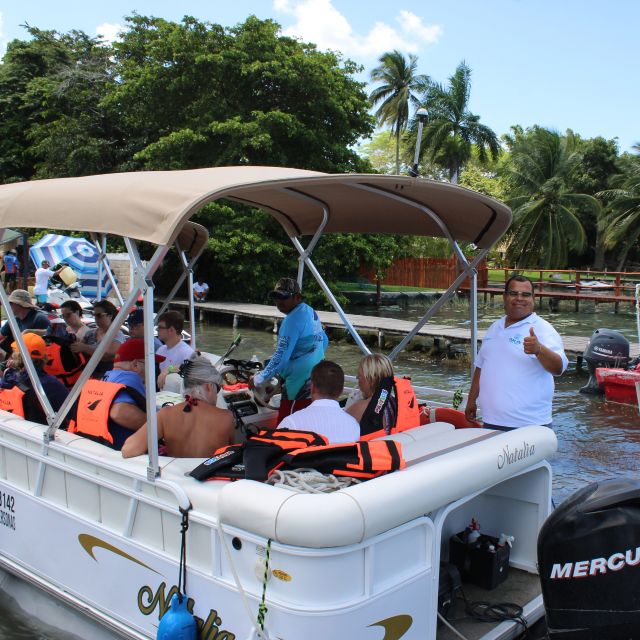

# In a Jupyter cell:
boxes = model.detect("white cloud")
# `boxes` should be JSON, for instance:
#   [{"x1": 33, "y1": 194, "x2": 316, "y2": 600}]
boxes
[
  {"x1": 397, "y1": 10, "x2": 442, "y2": 44},
  {"x1": 95, "y1": 22, "x2": 123, "y2": 46},
  {"x1": 273, "y1": 0, "x2": 442, "y2": 58}
]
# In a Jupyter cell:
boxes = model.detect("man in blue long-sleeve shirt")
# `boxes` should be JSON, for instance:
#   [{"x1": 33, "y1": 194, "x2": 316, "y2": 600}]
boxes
[{"x1": 250, "y1": 278, "x2": 328, "y2": 424}]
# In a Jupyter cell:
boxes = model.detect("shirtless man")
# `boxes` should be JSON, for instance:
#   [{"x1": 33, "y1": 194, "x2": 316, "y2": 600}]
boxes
[{"x1": 121, "y1": 353, "x2": 234, "y2": 458}]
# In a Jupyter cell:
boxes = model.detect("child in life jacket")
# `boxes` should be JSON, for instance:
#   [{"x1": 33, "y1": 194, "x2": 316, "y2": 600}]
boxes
[{"x1": 0, "y1": 332, "x2": 69, "y2": 424}]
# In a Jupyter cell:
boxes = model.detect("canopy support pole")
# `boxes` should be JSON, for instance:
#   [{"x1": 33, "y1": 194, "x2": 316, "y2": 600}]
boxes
[
  {"x1": 290, "y1": 237, "x2": 371, "y2": 356},
  {"x1": 282, "y1": 191, "x2": 328, "y2": 290},
  {"x1": 0, "y1": 284, "x2": 56, "y2": 433},
  {"x1": 175, "y1": 242, "x2": 197, "y2": 349},
  {"x1": 470, "y1": 268, "x2": 478, "y2": 379},
  {"x1": 277, "y1": 187, "x2": 369, "y2": 355},
  {"x1": 48, "y1": 242, "x2": 168, "y2": 443},
  {"x1": 388, "y1": 249, "x2": 487, "y2": 361},
  {"x1": 90, "y1": 234, "x2": 124, "y2": 306},
  {"x1": 125, "y1": 239, "x2": 163, "y2": 479},
  {"x1": 155, "y1": 240, "x2": 207, "y2": 329}
]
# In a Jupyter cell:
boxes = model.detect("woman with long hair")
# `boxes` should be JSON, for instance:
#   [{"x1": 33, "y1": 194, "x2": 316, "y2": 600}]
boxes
[{"x1": 345, "y1": 353, "x2": 397, "y2": 429}]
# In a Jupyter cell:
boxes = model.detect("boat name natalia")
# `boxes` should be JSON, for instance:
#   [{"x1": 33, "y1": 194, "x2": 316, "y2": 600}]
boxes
[{"x1": 497, "y1": 441, "x2": 535, "y2": 470}]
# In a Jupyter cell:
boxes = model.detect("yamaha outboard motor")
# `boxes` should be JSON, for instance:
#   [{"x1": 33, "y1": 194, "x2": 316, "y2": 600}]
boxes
[
  {"x1": 538, "y1": 479, "x2": 640, "y2": 639},
  {"x1": 579, "y1": 328, "x2": 630, "y2": 394}
]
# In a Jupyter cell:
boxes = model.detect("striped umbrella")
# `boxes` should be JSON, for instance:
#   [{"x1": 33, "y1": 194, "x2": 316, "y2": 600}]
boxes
[{"x1": 29, "y1": 234, "x2": 112, "y2": 298}]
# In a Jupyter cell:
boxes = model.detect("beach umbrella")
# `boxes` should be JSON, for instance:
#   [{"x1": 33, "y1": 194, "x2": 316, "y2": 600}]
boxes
[{"x1": 29, "y1": 234, "x2": 112, "y2": 298}]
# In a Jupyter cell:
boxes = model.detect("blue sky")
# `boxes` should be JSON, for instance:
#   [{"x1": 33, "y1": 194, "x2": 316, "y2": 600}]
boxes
[{"x1": 1, "y1": 0, "x2": 638, "y2": 152}]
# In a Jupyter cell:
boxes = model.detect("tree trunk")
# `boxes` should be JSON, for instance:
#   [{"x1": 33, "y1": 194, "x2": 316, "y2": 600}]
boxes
[
  {"x1": 593, "y1": 230, "x2": 606, "y2": 270},
  {"x1": 616, "y1": 243, "x2": 632, "y2": 272},
  {"x1": 395, "y1": 130, "x2": 401, "y2": 175}
]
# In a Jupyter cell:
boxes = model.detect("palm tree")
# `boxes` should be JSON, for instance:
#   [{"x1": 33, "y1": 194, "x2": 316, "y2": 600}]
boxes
[
  {"x1": 598, "y1": 145, "x2": 640, "y2": 270},
  {"x1": 412, "y1": 61, "x2": 499, "y2": 183},
  {"x1": 369, "y1": 51, "x2": 427, "y2": 175},
  {"x1": 500, "y1": 127, "x2": 598, "y2": 268}
]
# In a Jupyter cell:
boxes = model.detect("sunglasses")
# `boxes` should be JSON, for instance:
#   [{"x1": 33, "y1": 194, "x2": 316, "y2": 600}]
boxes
[
  {"x1": 271, "y1": 292, "x2": 293, "y2": 301},
  {"x1": 506, "y1": 290, "x2": 533, "y2": 299}
]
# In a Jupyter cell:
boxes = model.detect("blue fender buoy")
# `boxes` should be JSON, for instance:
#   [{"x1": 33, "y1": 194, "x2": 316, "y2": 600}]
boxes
[{"x1": 157, "y1": 593, "x2": 197, "y2": 640}]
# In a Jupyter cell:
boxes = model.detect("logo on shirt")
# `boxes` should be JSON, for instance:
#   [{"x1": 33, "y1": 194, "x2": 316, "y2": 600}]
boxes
[
  {"x1": 374, "y1": 389, "x2": 388, "y2": 414},
  {"x1": 509, "y1": 335, "x2": 524, "y2": 346}
]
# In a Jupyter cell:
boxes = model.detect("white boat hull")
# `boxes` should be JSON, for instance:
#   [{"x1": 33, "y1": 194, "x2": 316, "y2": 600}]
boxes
[{"x1": 0, "y1": 414, "x2": 556, "y2": 639}]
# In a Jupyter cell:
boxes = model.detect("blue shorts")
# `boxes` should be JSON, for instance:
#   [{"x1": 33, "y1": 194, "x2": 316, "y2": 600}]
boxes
[{"x1": 36, "y1": 294, "x2": 48, "y2": 304}]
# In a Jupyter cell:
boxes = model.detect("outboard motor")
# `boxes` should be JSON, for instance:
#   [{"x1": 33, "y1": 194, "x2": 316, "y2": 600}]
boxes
[
  {"x1": 538, "y1": 479, "x2": 640, "y2": 639},
  {"x1": 579, "y1": 328, "x2": 630, "y2": 394}
]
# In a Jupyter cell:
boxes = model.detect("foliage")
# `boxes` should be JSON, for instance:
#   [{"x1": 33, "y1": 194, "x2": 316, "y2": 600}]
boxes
[
  {"x1": 500, "y1": 126, "x2": 599, "y2": 268},
  {"x1": 598, "y1": 146, "x2": 640, "y2": 270},
  {"x1": 567, "y1": 136, "x2": 619, "y2": 268},
  {"x1": 369, "y1": 50, "x2": 428, "y2": 175},
  {"x1": 0, "y1": 26, "x2": 121, "y2": 181},
  {"x1": 409, "y1": 61, "x2": 500, "y2": 183},
  {"x1": 106, "y1": 15, "x2": 374, "y2": 172}
]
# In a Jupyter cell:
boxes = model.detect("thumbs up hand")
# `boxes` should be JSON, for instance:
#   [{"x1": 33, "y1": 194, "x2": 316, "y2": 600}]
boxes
[{"x1": 523, "y1": 325, "x2": 541, "y2": 356}]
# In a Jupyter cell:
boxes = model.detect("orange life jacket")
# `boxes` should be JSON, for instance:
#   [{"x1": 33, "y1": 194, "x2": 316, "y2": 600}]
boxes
[
  {"x1": 0, "y1": 385, "x2": 26, "y2": 418},
  {"x1": 394, "y1": 377, "x2": 421, "y2": 431},
  {"x1": 359, "y1": 376, "x2": 420, "y2": 441},
  {"x1": 68, "y1": 379, "x2": 145, "y2": 445},
  {"x1": 283, "y1": 439, "x2": 405, "y2": 479},
  {"x1": 43, "y1": 337, "x2": 87, "y2": 387},
  {"x1": 190, "y1": 429, "x2": 329, "y2": 482}
]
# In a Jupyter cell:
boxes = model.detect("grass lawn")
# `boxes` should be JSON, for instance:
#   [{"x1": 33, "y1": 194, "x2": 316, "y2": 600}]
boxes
[{"x1": 337, "y1": 281, "x2": 440, "y2": 293}]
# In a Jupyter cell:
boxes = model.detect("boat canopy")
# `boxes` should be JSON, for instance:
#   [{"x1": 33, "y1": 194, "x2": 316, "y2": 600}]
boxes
[{"x1": 0, "y1": 167, "x2": 511, "y2": 249}]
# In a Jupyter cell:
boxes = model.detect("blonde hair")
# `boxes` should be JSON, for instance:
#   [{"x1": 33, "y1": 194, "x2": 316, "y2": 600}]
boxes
[
  {"x1": 10, "y1": 351, "x2": 46, "y2": 371},
  {"x1": 180, "y1": 353, "x2": 222, "y2": 401},
  {"x1": 359, "y1": 353, "x2": 394, "y2": 395}
]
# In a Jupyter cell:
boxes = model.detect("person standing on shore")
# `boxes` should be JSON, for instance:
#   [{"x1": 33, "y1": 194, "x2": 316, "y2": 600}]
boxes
[{"x1": 465, "y1": 275, "x2": 568, "y2": 431}]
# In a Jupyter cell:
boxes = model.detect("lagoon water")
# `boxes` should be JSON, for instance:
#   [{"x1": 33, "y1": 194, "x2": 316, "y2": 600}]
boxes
[{"x1": 2, "y1": 298, "x2": 638, "y2": 638}]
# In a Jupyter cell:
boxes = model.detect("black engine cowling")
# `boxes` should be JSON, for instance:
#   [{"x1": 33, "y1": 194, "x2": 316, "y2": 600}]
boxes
[
  {"x1": 579, "y1": 328, "x2": 630, "y2": 394},
  {"x1": 538, "y1": 479, "x2": 640, "y2": 639}
]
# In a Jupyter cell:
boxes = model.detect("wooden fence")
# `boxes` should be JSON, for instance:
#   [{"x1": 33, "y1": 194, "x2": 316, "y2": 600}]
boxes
[{"x1": 360, "y1": 257, "x2": 488, "y2": 289}]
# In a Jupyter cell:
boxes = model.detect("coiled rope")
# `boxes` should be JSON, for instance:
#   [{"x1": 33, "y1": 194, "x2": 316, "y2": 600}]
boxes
[{"x1": 266, "y1": 468, "x2": 361, "y2": 493}]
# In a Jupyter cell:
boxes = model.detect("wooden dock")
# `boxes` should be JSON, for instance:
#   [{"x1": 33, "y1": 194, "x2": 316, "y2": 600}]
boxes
[
  {"x1": 463, "y1": 286, "x2": 637, "y2": 314},
  {"x1": 166, "y1": 299, "x2": 640, "y2": 361}
]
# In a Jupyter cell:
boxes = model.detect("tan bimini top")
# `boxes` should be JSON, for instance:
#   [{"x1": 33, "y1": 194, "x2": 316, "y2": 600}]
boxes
[{"x1": 0, "y1": 166, "x2": 511, "y2": 249}]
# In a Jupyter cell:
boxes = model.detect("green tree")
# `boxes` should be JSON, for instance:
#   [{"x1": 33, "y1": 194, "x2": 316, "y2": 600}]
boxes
[
  {"x1": 106, "y1": 15, "x2": 373, "y2": 172},
  {"x1": 598, "y1": 145, "x2": 640, "y2": 270},
  {"x1": 412, "y1": 61, "x2": 499, "y2": 183},
  {"x1": 369, "y1": 50, "x2": 427, "y2": 175},
  {"x1": 500, "y1": 126, "x2": 599, "y2": 268},
  {"x1": 567, "y1": 136, "x2": 619, "y2": 268},
  {"x1": 0, "y1": 26, "x2": 119, "y2": 182}
]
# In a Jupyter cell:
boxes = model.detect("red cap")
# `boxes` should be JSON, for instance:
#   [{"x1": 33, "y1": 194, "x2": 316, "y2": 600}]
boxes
[{"x1": 114, "y1": 338, "x2": 165, "y2": 363}]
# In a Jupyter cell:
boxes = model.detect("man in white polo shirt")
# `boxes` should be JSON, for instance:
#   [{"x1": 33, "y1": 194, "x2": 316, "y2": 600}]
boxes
[
  {"x1": 465, "y1": 275, "x2": 568, "y2": 430},
  {"x1": 278, "y1": 360, "x2": 359, "y2": 443}
]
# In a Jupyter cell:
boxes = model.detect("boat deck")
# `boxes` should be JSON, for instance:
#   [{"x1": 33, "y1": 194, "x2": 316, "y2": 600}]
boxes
[{"x1": 437, "y1": 569, "x2": 543, "y2": 640}]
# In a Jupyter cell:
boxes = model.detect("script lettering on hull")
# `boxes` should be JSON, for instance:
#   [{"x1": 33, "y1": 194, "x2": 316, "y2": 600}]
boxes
[{"x1": 138, "y1": 581, "x2": 235, "y2": 640}]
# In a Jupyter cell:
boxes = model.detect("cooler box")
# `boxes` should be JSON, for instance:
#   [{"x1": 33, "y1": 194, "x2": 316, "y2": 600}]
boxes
[
  {"x1": 538, "y1": 479, "x2": 640, "y2": 639},
  {"x1": 449, "y1": 532, "x2": 510, "y2": 590}
]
